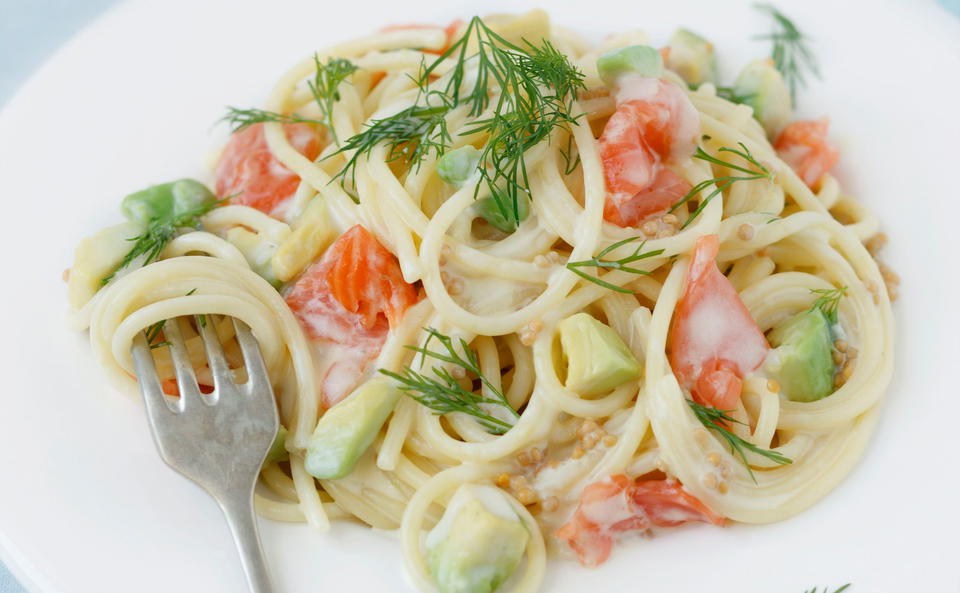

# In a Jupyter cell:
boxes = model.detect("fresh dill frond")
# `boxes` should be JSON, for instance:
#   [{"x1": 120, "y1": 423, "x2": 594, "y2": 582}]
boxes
[
  {"x1": 687, "y1": 399, "x2": 792, "y2": 483},
  {"x1": 330, "y1": 15, "x2": 586, "y2": 225},
  {"x1": 754, "y1": 3, "x2": 820, "y2": 101},
  {"x1": 219, "y1": 107, "x2": 322, "y2": 134},
  {"x1": 671, "y1": 142, "x2": 773, "y2": 229},
  {"x1": 567, "y1": 237, "x2": 665, "y2": 294},
  {"x1": 219, "y1": 57, "x2": 356, "y2": 138},
  {"x1": 145, "y1": 320, "x2": 168, "y2": 349},
  {"x1": 804, "y1": 585, "x2": 851, "y2": 593},
  {"x1": 101, "y1": 199, "x2": 224, "y2": 285},
  {"x1": 458, "y1": 32, "x2": 586, "y2": 228},
  {"x1": 332, "y1": 104, "x2": 451, "y2": 201},
  {"x1": 379, "y1": 327, "x2": 519, "y2": 434},
  {"x1": 307, "y1": 55, "x2": 359, "y2": 143},
  {"x1": 559, "y1": 133, "x2": 581, "y2": 175},
  {"x1": 811, "y1": 286, "x2": 847, "y2": 323}
]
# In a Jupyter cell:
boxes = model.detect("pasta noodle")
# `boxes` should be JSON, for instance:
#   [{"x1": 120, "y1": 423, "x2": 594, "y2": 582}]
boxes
[{"x1": 68, "y1": 9, "x2": 894, "y2": 593}]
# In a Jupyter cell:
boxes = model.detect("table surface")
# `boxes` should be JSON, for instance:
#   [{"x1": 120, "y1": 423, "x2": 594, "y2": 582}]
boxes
[{"x1": 1, "y1": 0, "x2": 957, "y2": 592}]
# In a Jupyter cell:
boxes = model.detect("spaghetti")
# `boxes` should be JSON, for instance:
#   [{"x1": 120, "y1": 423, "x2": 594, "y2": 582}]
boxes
[{"x1": 67, "y1": 9, "x2": 894, "y2": 593}]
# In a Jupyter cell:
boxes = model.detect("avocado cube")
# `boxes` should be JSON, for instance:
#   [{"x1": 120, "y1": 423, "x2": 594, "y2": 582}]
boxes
[
  {"x1": 305, "y1": 376, "x2": 401, "y2": 479},
  {"x1": 426, "y1": 484, "x2": 529, "y2": 593},
  {"x1": 597, "y1": 45, "x2": 663, "y2": 88},
  {"x1": 666, "y1": 28, "x2": 717, "y2": 85},
  {"x1": 768, "y1": 308, "x2": 835, "y2": 402},
  {"x1": 733, "y1": 58, "x2": 792, "y2": 137},
  {"x1": 558, "y1": 313, "x2": 641, "y2": 398},
  {"x1": 67, "y1": 221, "x2": 145, "y2": 308}
]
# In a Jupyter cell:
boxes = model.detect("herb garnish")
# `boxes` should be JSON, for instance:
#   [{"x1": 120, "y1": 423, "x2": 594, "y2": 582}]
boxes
[
  {"x1": 101, "y1": 199, "x2": 224, "y2": 286},
  {"x1": 754, "y1": 4, "x2": 820, "y2": 101},
  {"x1": 307, "y1": 56, "x2": 360, "y2": 143},
  {"x1": 688, "y1": 399, "x2": 793, "y2": 482},
  {"x1": 219, "y1": 108, "x2": 322, "y2": 134},
  {"x1": 143, "y1": 289, "x2": 204, "y2": 349},
  {"x1": 380, "y1": 327, "x2": 519, "y2": 434},
  {"x1": 332, "y1": 105, "x2": 452, "y2": 201},
  {"x1": 331, "y1": 16, "x2": 586, "y2": 227},
  {"x1": 811, "y1": 286, "x2": 846, "y2": 323},
  {"x1": 566, "y1": 237, "x2": 665, "y2": 294},
  {"x1": 220, "y1": 56, "x2": 358, "y2": 135},
  {"x1": 670, "y1": 142, "x2": 773, "y2": 229},
  {"x1": 145, "y1": 320, "x2": 168, "y2": 350},
  {"x1": 804, "y1": 586, "x2": 851, "y2": 593}
]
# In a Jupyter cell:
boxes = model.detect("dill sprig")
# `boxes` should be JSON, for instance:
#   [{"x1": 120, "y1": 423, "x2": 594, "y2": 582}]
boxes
[
  {"x1": 101, "y1": 199, "x2": 224, "y2": 285},
  {"x1": 670, "y1": 142, "x2": 773, "y2": 229},
  {"x1": 687, "y1": 399, "x2": 792, "y2": 483},
  {"x1": 332, "y1": 104, "x2": 452, "y2": 200},
  {"x1": 559, "y1": 133, "x2": 581, "y2": 175},
  {"x1": 220, "y1": 107, "x2": 322, "y2": 134},
  {"x1": 804, "y1": 586, "x2": 851, "y2": 593},
  {"x1": 145, "y1": 320, "x2": 169, "y2": 350},
  {"x1": 307, "y1": 55, "x2": 359, "y2": 143},
  {"x1": 811, "y1": 286, "x2": 846, "y2": 324},
  {"x1": 455, "y1": 31, "x2": 586, "y2": 227},
  {"x1": 380, "y1": 327, "x2": 519, "y2": 434},
  {"x1": 331, "y1": 16, "x2": 586, "y2": 226},
  {"x1": 567, "y1": 237, "x2": 665, "y2": 294},
  {"x1": 143, "y1": 290, "x2": 204, "y2": 349},
  {"x1": 220, "y1": 56, "x2": 357, "y2": 135},
  {"x1": 754, "y1": 4, "x2": 820, "y2": 101}
]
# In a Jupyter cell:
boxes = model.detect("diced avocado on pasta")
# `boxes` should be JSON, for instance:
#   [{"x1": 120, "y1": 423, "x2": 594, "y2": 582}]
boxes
[
  {"x1": 305, "y1": 376, "x2": 401, "y2": 479},
  {"x1": 67, "y1": 221, "x2": 144, "y2": 309},
  {"x1": 666, "y1": 28, "x2": 717, "y2": 85},
  {"x1": 265, "y1": 425, "x2": 289, "y2": 464},
  {"x1": 559, "y1": 313, "x2": 641, "y2": 397},
  {"x1": 225, "y1": 227, "x2": 282, "y2": 288},
  {"x1": 474, "y1": 193, "x2": 530, "y2": 234},
  {"x1": 438, "y1": 146, "x2": 530, "y2": 233},
  {"x1": 121, "y1": 178, "x2": 216, "y2": 225},
  {"x1": 426, "y1": 484, "x2": 529, "y2": 593},
  {"x1": 767, "y1": 308, "x2": 835, "y2": 402},
  {"x1": 271, "y1": 196, "x2": 337, "y2": 283},
  {"x1": 437, "y1": 145, "x2": 482, "y2": 188},
  {"x1": 733, "y1": 59, "x2": 792, "y2": 137},
  {"x1": 597, "y1": 45, "x2": 663, "y2": 87}
]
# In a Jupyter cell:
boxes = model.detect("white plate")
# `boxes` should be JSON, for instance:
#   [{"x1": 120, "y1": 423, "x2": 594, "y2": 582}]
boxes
[{"x1": 1, "y1": 0, "x2": 958, "y2": 591}]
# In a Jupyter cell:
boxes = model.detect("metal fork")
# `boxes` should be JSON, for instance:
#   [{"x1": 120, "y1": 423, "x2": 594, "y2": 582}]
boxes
[{"x1": 131, "y1": 315, "x2": 278, "y2": 593}]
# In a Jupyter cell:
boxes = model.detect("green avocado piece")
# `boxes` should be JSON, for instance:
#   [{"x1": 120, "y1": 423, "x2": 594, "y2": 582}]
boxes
[
  {"x1": 473, "y1": 192, "x2": 530, "y2": 234},
  {"x1": 265, "y1": 426, "x2": 289, "y2": 464},
  {"x1": 67, "y1": 221, "x2": 145, "y2": 308},
  {"x1": 121, "y1": 178, "x2": 215, "y2": 225},
  {"x1": 768, "y1": 308, "x2": 835, "y2": 402},
  {"x1": 733, "y1": 59, "x2": 792, "y2": 137},
  {"x1": 666, "y1": 28, "x2": 717, "y2": 85},
  {"x1": 426, "y1": 484, "x2": 529, "y2": 593},
  {"x1": 437, "y1": 145, "x2": 482, "y2": 188},
  {"x1": 305, "y1": 376, "x2": 401, "y2": 479},
  {"x1": 597, "y1": 45, "x2": 663, "y2": 88},
  {"x1": 558, "y1": 313, "x2": 641, "y2": 398}
]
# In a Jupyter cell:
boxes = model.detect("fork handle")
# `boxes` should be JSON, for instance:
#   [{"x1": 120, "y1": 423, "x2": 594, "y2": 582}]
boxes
[{"x1": 220, "y1": 494, "x2": 275, "y2": 593}]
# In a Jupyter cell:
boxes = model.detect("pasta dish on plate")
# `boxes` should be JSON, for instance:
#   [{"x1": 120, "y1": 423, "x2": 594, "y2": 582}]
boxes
[{"x1": 65, "y1": 7, "x2": 895, "y2": 593}]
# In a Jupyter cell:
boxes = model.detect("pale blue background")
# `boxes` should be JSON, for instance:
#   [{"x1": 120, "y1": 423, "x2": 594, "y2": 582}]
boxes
[{"x1": 0, "y1": 0, "x2": 957, "y2": 591}]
